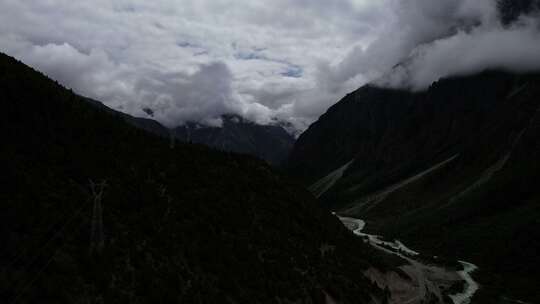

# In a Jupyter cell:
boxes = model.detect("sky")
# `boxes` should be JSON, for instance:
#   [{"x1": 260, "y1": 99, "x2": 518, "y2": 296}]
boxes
[{"x1": 1, "y1": 0, "x2": 540, "y2": 131}]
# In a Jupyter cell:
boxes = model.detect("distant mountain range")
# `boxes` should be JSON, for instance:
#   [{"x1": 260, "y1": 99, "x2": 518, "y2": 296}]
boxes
[
  {"x1": 173, "y1": 115, "x2": 295, "y2": 166},
  {"x1": 85, "y1": 99, "x2": 295, "y2": 165},
  {"x1": 288, "y1": 70, "x2": 540, "y2": 303}
]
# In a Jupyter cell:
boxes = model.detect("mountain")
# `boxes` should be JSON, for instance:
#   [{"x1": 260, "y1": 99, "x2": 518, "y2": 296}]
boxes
[
  {"x1": 174, "y1": 115, "x2": 295, "y2": 166},
  {"x1": 288, "y1": 70, "x2": 540, "y2": 302},
  {"x1": 84, "y1": 99, "x2": 294, "y2": 166},
  {"x1": 0, "y1": 52, "x2": 400, "y2": 303},
  {"x1": 85, "y1": 98, "x2": 171, "y2": 138}
]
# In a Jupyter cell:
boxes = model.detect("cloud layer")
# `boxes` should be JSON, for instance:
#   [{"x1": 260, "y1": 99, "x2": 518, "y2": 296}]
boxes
[
  {"x1": 1, "y1": 0, "x2": 539, "y2": 130},
  {"x1": 373, "y1": 0, "x2": 540, "y2": 90}
]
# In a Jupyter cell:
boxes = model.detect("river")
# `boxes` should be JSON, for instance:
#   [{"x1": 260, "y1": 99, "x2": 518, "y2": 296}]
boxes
[{"x1": 337, "y1": 216, "x2": 479, "y2": 304}]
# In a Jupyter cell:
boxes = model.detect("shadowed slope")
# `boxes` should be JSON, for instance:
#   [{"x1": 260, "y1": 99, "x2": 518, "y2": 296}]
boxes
[{"x1": 0, "y1": 52, "x2": 392, "y2": 304}]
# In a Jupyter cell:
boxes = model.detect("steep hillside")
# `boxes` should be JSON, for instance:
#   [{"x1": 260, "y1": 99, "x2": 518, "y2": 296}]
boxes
[
  {"x1": 85, "y1": 98, "x2": 171, "y2": 138},
  {"x1": 288, "y1": 71, "x2": 540, "y2": 302},
  {"x1": 0, "y1": 52, "x2": 392, "y2": 303}
]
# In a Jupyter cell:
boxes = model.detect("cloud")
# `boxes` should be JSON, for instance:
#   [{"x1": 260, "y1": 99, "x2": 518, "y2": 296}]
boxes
[
  {"x1": 377, "y1": 17, "x2": 540, "y2": 90},
  {"x1": 132, "y1": 62, "x2": 238, "y2": 127},
  {"x1": 334, "y1": 0, "x2": 540, "y2": 91},
  {"x1": 23, "y1": 44, "x2": 123, "y2": 99},
  {"x1": 0, "y1": 0, "x2": 384, "y2": 130},
  {"x1": 322, "y1": 0, "x2": 498, "y2": 89},
  {"x1": 1, "y1": 0, "x2": 540, "y2": 131}
]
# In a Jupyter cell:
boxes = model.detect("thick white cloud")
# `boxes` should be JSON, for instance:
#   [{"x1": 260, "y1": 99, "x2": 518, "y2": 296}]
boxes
[
  {"x1": 132, "y1": 62, "x2": 238, "y2": 127},
  {"x1": 337, "y1": 0, "x2": 540, "y2": 91},
  {"x1": 0, "y1": 0, "x2": 386, "y2": 130},
  {"x1": 377, "y1": 17, "x2": 540, "y2": 90},
  {"x1": 1, "y1": 0, "x2": 539, "y2": 131}
]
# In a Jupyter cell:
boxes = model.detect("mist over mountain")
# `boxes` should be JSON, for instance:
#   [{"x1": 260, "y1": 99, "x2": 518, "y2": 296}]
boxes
[
  {"x1": 1, "y1": 0, "x2": 539, "y2": 132},
  {"x1": 286, "y1": 7, "x2": 540, "y2": 303},
  {"x1": 174, "y1": 115, "x2": 295, "y2": 165},
  {"x1": 329, "y1": 0, "x2": 540, "y2": 92},
  {"x1": 85, "y1": 98, "x2": 294, "y2": 165}
]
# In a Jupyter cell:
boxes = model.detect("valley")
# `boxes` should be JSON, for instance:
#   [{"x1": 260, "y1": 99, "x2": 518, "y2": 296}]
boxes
[
  {"x1": 339, "y1": 216, "x2": 478, "y2": 304},
  {"x1": 290, "y1": 70, "x2": 540, "y2": 303},
  {"x1": 2, "y1": 1, "x2": 540, "y2": 302},
  {"x1": 3, "y1": 51, "x2": 540, "y2": 303}
]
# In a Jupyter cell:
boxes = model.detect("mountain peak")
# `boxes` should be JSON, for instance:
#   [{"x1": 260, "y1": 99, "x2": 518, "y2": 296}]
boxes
[{"x1": 174, "y1": 114, "x2": 295, "y2": 165}]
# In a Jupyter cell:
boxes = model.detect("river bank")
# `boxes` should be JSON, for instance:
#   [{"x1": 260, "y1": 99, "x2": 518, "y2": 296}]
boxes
[{"x1": 337, "y1": 216, "x2": 479, "y2": 304}]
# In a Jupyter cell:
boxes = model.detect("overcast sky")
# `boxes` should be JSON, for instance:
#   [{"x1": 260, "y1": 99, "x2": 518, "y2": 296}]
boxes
[{"x1": 1, "y1": 0, "x2": 539, "y2": 130}]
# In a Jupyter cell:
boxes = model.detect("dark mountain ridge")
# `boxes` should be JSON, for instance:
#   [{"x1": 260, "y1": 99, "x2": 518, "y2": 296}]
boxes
[
  {"x1": 288, "y1": 70, "x2": 540, "y2": 302},
  {"x1": 0, "y1": 52, "x2": 392, "y2": 303},
  {"x1": 290, "y1": 71, "x2": 535, "y2": 184},
  {"x1": 85, "y1": 98, "x2": 294, "y2": 166}
]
